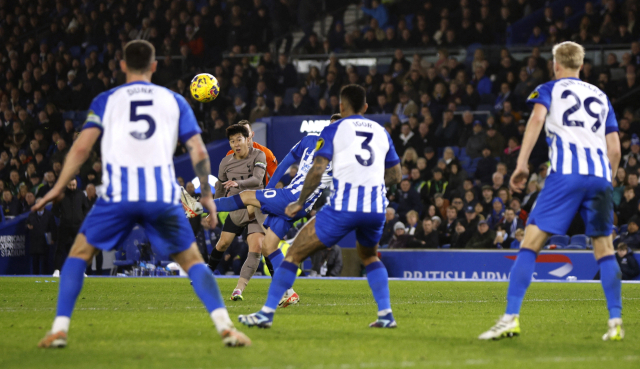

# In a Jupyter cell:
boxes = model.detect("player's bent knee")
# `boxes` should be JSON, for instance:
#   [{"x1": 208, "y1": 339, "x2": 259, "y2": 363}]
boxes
[{"x1": 68, "y1": 234, "x2": 98, "y2": 263}]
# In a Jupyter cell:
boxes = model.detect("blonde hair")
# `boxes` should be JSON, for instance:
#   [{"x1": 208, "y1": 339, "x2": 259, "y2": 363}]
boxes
[{"x1": 552, "y1": 41, "x2": 584, "y2": 70}]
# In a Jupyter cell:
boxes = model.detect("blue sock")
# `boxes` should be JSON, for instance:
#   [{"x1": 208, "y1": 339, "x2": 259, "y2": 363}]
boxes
[
  {"x1": 56, "y1": 257, "x2": 87, "y2": 318},
  {"x1": 267, "y1": 249, "x2": 284, "y2": 270},
  {"x1": 598, "y1": 255, "x2": 622, "y2": 319},
  {"x1": 214, "y1": 195, "x2": 244, "y2": 212},
  {"x1": 264, "y1": 261, "x2": 298, "y2": 311},
  {"x1": 189, "y1": 263, "x2": 225, "y2": 313},
  {"x1": 505, "y1": 248, "x2": 537, "y2": 315},
  {"x1": 366, "y1": 261, "x2": 392, "y2": 313}
]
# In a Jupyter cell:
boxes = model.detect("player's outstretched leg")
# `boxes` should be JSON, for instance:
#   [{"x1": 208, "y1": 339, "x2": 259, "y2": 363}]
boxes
[
  {"x1": 175, "y1": 243, "x2": 251, "y2": 347},
  {"x1": 239, "y1": 219, "x2": 324, "y2": 328},
  {"x1": 358, "y1": 243, "x2": 396, "y2": 328},
  {"x1": 479, "y1": 225, "x2": 548, "y2": 340},
  {"x1": 214, "y1": 191, "x2": 261, "y2": 213},
  {"x1": 593, "y1": 236, "x2": 624, "y2": 341},
  {"x1": 39, "y1": 235, "x2": 95, "y2": 348}
]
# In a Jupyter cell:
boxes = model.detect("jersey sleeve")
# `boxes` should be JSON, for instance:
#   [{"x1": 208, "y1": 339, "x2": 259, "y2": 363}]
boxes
[
  {"x1": 385, "y1": 130, "x2": 401, "y2": 168},
  {"x1": 83, "y1": 91, "x2": 112, "y2": 132},
  {"x1": 526, "y1": 83, "x2": 552, "y2": 110},
  {"x1": 314, "y1": 124, "x2": 339, "y2": 161},
  {"x1": 605, "y1": 100, "x2": 619, "y2": 135},
  {"x1": 173, "y1": 93, "x2": 202, "y2": 144}
]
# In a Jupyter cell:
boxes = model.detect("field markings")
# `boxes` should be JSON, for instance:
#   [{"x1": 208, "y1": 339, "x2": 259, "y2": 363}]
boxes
[{"x1": 2, "y1": 297, "x2": 639, "y2": 312}]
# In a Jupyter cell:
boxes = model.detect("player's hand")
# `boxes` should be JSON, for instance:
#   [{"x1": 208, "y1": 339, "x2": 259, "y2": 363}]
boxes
[
  {"x1": 509, "y1": 165, "x2": 529, "y2": 193},
  {"x1": 31, "y1": 187, "x2": 64, "y2": 212},
  {"x1": 223, "y1": 181, "x2": 238, "y2": 190},
  {"x1": 285, "y1": 201, "x2": 303, "y2": 218},
  {"x1": 199, "y1": 196, "x2": 218, "y2": 229}
]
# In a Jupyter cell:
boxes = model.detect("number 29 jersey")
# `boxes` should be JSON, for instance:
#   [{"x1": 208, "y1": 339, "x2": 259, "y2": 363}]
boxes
[
  {"x1": 314, "y1": 114, "x2": 400, "y2": 214},
  {"x1": 83, "y1": 81, "x2": 201, "y2": 204},
  {"x1": 527, "y1": 77, "x2": 618, "y2": 181}
]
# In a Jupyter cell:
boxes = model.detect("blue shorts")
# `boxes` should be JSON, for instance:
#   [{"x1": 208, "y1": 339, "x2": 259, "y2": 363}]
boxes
[
  {"x1": 315, "y1": 206, "x2": 385, "y2": 247},
  {"x1": 79, "y1": 199, "x2": 195, "y2": 255},
  {"x1": 256, "y1": 188, "x2": 309, "y2": 239},
  {"x1": 528, "y1": 174, "x2": 613, "y2": 237}
]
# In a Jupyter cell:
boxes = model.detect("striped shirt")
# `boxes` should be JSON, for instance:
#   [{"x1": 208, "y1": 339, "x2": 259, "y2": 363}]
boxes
[
  {"x1": 314, "y1": 115, "x2": 400, "y2": 214},
  {"x1": 527, "y1": 77, "x2": 618, "y2": 181},
  {"x1": 286, "y1": 135, "x2": 333, "y2": 212},
  {"x1": 83, "y1": 81, "x2": 201, "y2": 204}
]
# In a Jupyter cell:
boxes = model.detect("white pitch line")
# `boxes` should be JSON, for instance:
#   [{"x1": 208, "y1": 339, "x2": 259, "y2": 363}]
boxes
[{"x1": 1, "y1": 297, "x2": 639, "y2": 312}]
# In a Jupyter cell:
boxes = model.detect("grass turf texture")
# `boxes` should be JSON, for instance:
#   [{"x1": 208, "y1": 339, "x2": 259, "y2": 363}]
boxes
[{"x1": 1, "y1": 278, "x2": 639, "y2": 369}]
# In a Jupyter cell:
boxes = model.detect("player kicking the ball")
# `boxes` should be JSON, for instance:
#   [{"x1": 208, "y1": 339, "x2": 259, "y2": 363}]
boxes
[
  {"x1": 212, "y1": 113, "x2": 341, "y2": 308},
  {"x1": 238, "y1": 85, "x2": 402, "y2": 328},
  {"x1": 36, "y1": 40, "x2": 250, "y2": 348},
  {"x1": 478, "y1": 42, "x2": 623, "y2": 341}
]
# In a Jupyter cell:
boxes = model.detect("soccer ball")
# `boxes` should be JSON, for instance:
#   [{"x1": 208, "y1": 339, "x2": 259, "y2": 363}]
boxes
[{"x1": 190, "y1": 73, "x2": 220, "y2": 103}]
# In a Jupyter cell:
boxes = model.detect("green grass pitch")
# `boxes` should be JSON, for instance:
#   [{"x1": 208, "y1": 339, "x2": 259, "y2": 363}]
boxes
[{"x1": 1, "y1": 277, "x2": 640, "y2": 369}]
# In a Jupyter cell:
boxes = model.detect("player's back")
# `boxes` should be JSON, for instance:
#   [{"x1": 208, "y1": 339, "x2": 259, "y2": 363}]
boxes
[
  {"x1": 315, "y1": 115, "x2": 398, "y2": 214},
  {"x1": 86, "y1": 81, "x2": 198, "y2": 203},
  {"x1": 529, "y1": 77, "x2": 617, "y2": 181}
]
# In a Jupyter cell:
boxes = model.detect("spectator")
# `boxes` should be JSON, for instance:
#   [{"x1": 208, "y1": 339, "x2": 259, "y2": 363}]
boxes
[
  {"x1": 438, "y1": 206, "x2": 459, "y2": 245},
  {"x1": 423, "y1": 168, "x2": 449, "y2": 202},
  {"x1": 395, "y1": 179, "x2": 422, "y2": 221},
  {"x1": 389, "y1": 221, "x2": 413, "y2": 249},
  {"x1": 510, "y1": 198, "x2": 528, "y2": 223},
  {"x1": 52, "y1": 179, "x2": 90, "y2": 273},
  {"x1": 501, "y1": 208, "x2": 524, "y2": 248},
  {"x1": 361, "y1": 1, "x2": 390, "y2": 29},
  {"x1": 451, "y1": 220, "x2": 472, "y2": 248},
  {"x1": 274, "y1": 54, "x2": 297, "y2": 95},
  {"x1": 26, "y1": 205, "x2": 56, "y2": 275},
  {"x1": 435, "y1": 110, "x2": 458, "y2": 147},
  {"x1": 405, "y1": 210, "x2": 420, "y2": 235},
  {"x1": 412, "y1": 217, "x2": 439, "y2": 248},
  {"x1": 472, "y1": 66, "x2": 492, "y2": 96},
  {"x1": 618, "y1": 186, "x2": 637, "y2": 226},
  {"x1": 466, "y1": 220, "x2": 497, "y2": 249},
  {"x1": 466, "y1": 121, "x2": 488, "y2": 159},
  {"x1": 522, "y1": 180, "x2": 540, "y2": 213},
  {"x1": 396, "y1": 123, "x2": 415, "y2": 156},
  {"x1": 487, "y1": 197, "x2": 506, "y2": 229},
  {"x1": 310, "y1": 245, "x2": 343, "y2": 277},
  {"x1": 510, "y1": 229, "x2": 525, "y2": 249},
  {"x1": 475, "y1": 147, "x2": 498, "y2": 185},
  {"x1": 380, "y1": 207, "x2": 400, "y2": 246},
  {"x1": 460, "y1": 205, "x2": 480, "y2": 234},
  {"x1": 619, "y1": 217, "x2": 640, "y2": 250},
  {"x1": 1, "y1": 189, "x2": 20, "y2": 217},
  {"x1": 615, "y1": 243, "x2": 640, "y2": 280},
  {"x1": 486, "y1": 126, "x2": 506, "y2": 158},
  {"x1": 249, "y1": 96, "x2": 270, "y2": 122}
]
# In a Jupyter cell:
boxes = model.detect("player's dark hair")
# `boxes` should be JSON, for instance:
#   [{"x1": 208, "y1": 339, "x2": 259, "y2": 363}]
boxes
[
  {"x1": 124, "y1": 40, "x2": 155, "y2": 73},
  {"x1": 226, "y1": 124, "x2": 249, "y2": 139},
  {"x1": 340, "y1": 84, "x2": 366, "y2": 113},
  {"x1": 330, "y1": 113, "x2": 342, "y2": 122}
]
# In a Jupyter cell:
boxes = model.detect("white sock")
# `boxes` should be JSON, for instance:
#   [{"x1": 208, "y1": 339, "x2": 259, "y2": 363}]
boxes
[
  {"x1": 210, "y1": 308, "x2": 233, "y2": 334},
  {"x1": 286, "y1": 288, "x2": 294, "y2": 296},
  {"x1": 261, "y1": 306, "x2": 276, "y2": 314},
  {"x1": 378, "y1": 309, "x2": 392, "y2": 317},
  {"x1": 52, "y1": 316, "x2": 70, "y2": 333}
]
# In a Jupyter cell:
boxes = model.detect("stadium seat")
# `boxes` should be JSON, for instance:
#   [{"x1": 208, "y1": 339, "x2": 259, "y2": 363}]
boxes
[
  {"x1": 548, "y1": 235, "x2": 570, "y2": 248},
  {"x1": 84, "y1": 45, "x2": 99, "y2": 56},
  {"x1": 456, "y1": 105, "x2": 471, "y2": 112},
  {"x1": 113, "y1": 225, "x2": 147, "y2": 266},
  {"x1": 69, "y1": 46, "x2": 82, "y2": 59},
  {"x1": 440, "y1": 244, "x2": 451, "y2": 249},
  {"x1": 62, "y1": 111, "x2": 75, "y2": 121},
  {"x1": 565, "y1": 244, "x2": 586, "y2": 250},
  {"x1": 458, "y1": 147, "x2": 468, "y2": 160},
  {"x1": 307, "y1": 86, "x2": 320, "y2": 102},
  {"x1": 569, "y1": 235, "x2": 589, "y2": 248},
  {"x1": 451, "y1": 147, "x2": 460, "y2": 157},
  {"x1": 283, "y1": 87, "x2": 298, "y2": 106},
  {"x1": 476, "y1": 104, "x2": 494, "y2": 113}
]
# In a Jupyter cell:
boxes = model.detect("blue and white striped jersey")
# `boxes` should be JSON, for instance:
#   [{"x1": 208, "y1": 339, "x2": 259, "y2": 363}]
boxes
[
  {"x1": 314, "y1": 115, "x2": 400, "y2": 213},
  {"x1": 527, "y1": 77, "x2": 618, "y2": 181},
  {"x1": 83, "y1": 81, "x2": 201, "y2": 204},
  {"x1": 286, "y1": 134, "x2": 333, "y2": 212}
]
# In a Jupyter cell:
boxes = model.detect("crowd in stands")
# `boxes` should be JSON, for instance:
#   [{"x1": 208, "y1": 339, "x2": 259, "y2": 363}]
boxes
[{"x1": 2, "y1": 0, "x2": 640, "y2": 263}]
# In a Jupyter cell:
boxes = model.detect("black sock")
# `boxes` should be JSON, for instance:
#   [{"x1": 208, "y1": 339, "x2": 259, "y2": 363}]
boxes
[
  {"x1": 264, "y1": 257, "x2": 275, "y2": 278},
  {"x1": 208, "y1": 248, "x2": 225, "y2": 271}
]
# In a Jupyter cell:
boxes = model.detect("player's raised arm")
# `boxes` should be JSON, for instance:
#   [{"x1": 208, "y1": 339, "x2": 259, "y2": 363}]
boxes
[
  {"x1": 185, "y1": 134, "x2": 217, "y2": 228},
  {"x1": 510, "y1": 103, "x2": 547, "y2": 193},
  {"x1": 32, "y1": 127, "x2": 101, "y2": 212}
]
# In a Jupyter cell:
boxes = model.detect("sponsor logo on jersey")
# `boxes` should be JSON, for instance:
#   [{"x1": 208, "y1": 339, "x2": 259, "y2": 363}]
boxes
[
  {"x1": 315, "y1": 138, "x2": 324, "y2": 151},
  {"x1": 85, "y1": 110, "x2": 102, "y2": 125},
  {"x1": 528, "y1": 90, "x2": 539, "y2": 100}
]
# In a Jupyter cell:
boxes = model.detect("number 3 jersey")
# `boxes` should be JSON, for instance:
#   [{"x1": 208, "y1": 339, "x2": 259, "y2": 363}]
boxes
[
  {"x1": 83, "y1": 81, "x2": 201, "y2": 204},
  {"x1": 314, "y1": 114, "x2": 400, "y2": 213},
  {"x1": 527, "y1": 77, "x2": 618, "y2": 181}
]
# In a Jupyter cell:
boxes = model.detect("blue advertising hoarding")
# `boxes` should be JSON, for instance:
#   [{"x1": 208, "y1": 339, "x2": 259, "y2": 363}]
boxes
[{"x1": 380, "y1": 249, "x2": 640, "y2": 281}]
